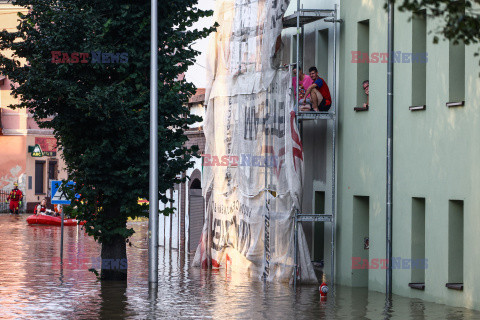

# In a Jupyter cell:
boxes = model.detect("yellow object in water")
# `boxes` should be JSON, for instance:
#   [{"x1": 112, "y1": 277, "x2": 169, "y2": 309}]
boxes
[{"x1": 137, "y1": 198, "x2": 149, "y2": 206}]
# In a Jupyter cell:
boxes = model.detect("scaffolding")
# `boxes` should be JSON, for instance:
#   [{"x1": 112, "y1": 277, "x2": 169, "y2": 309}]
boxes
[
  {"x1": 195, "y1": 0, "x2": 341, "y2": 284},
  {"x1": 284, "y1": 3, "x2": 341, "y2": 287}
]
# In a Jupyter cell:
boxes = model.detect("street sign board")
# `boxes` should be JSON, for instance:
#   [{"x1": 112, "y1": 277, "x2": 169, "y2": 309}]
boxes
[{"x1": 51, "y1": 180, "x2": 75, "y2": 204}]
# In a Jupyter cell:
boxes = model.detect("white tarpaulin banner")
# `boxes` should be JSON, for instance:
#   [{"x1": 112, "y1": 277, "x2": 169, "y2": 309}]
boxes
[{"x1": 193, "y1": 0, "x2": 316, "y2": 283}]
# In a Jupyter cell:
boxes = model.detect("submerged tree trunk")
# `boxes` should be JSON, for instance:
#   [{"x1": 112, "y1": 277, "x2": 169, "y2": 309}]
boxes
[{"x1": 101, "y1": 205, "x2": 128, "y2": 280}]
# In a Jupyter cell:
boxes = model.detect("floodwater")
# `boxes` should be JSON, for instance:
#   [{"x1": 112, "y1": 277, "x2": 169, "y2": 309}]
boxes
[{"x1": 1, "y1": 214, "x2": 479, "y2": 320}]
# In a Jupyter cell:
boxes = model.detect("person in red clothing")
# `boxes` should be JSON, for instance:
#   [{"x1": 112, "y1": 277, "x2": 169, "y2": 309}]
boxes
[
  {"x1": 53, "y1": 204, "x2": 62, "y2": 217},
  {"x1": 7, "y1": 182, "x2": 23, "y2": 214},
  {"x1": 303, "y1": 66, "x2": 332, "y2": 112}
]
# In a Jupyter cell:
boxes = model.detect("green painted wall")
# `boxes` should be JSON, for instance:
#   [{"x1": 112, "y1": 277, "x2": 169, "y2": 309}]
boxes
[{"x1": 338, "y1": 0, "x2": 480, "y2": 310}]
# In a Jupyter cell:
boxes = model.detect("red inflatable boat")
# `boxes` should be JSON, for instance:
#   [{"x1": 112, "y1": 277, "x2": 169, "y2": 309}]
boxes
[{"x1": 26, "y1": 214, "x2": 81, "y2": 226}]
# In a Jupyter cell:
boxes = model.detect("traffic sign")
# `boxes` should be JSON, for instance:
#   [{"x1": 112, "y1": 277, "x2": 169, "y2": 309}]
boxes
[{"x1": 51, "y1": 180, "x2": 75, "y2": 204}]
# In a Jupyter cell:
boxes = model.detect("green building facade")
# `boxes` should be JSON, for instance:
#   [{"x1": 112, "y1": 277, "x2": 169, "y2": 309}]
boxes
[{"x1": 337, "y1": 0, "x2": 480, "y2": 310}]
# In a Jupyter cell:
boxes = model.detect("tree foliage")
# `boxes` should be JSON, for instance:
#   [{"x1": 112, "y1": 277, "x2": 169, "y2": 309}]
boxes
[
  {"x1": 389, "y1": 0, "x2": 480, "y2": 47},
  {"x1": 0, "y1": 0, "x2": 214, "y2": 278}
]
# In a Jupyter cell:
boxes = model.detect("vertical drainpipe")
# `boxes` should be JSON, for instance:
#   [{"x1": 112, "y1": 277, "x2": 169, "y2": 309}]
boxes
[
  {"x1": 331, "y1": 3, "x2": 338, "y2": 289},
  {"x1": 386, "y1": 0, "x2": 394, "y2": 296}
]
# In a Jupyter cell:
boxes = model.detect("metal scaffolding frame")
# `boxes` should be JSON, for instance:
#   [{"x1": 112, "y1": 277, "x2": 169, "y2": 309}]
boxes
[{"x1": 283, "y1": 3, "x2": 341, "y2": 287}]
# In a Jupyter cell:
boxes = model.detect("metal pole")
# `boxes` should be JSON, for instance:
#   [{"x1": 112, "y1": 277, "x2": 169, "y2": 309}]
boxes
[
  {"x1": 386, "y1": 0, "x2": 394, "y2": 297},
  {"x1": 60, "y1": 210, "x2": 64, "y2": 262},
  {"x1": 330, "y1": 4, "x2": 338, "y2": 288},
  {"x1": 293, "y1": 211, "x2": 298, "y2": 288},
  {"x1": 149, "y1": 0, "x2": 159, "y2": 287},
  {"x1": 301, "y1": 24, "x2": 305, "y2": 71},
  {"x1": 263, "y1": 88, "x2": 269, "y2": 281},
  {"x1": 295, "y1": 0, "x2": 300, "y2": 119},
  {"x1": 293, "y1": 0, "x2": 300, "y2": 288}
]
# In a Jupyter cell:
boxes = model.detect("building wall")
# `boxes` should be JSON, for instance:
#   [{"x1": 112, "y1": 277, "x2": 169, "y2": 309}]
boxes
[
  {"x1": 338, "y1": 0, "x2": 480, "y2": 310},
  {"x1": 0, "y1": 135, "x2": 26, "y2": 192},
  {"x1": 24, "y1": 135, "x2": 67, "y2": 210},
  {"x1": 336, "y1": 0, "x2": 387, "y2": 293},
  {"x1": 0, "y1": 3, "x2": 67, "y2": 212},
  {"x1": 183, "y1": 131, "x2": 206, "y2": 248},
  {"x1": 158, "y1": 95, "x2": 206, "y2": 252}
]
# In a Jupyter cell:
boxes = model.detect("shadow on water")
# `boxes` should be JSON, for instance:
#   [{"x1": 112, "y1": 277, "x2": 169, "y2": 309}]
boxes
[{"x1": 1, "y1": 215, "x2": 480, "y2": 319}]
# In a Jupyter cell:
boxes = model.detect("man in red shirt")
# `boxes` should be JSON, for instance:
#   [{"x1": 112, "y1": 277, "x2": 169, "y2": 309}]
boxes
[
  {"x1": 7, "y1": 182, "x2": 23, "y2": 214},
  {"x1": 304, "y1": 66, "x2": 332, "y2": 112}
]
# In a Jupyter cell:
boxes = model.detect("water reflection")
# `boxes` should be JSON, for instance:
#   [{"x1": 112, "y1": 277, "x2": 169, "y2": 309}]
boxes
[
  {"x1": 99, "y1": 281, "x2": 128, "y2": 319},
  {"x1": 1, "y1": 214, "x2": 479, "y2": 319}
]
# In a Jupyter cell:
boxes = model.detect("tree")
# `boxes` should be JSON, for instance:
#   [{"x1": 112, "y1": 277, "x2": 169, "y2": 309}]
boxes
[
  {"x1": 0, "y1": 0, "x2": 214, "y2": 280},
  {"x1": 389, "y1": 0, "x2": 480, "y2": 46}
]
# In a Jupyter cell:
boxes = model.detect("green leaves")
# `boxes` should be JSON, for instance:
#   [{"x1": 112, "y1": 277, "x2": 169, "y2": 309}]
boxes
[
  {"x1": 0, "y1": 0, "x2": 214, "y2": 242},
  {"x1": 389, "y1": 0, "x2": 480, "y2": 46},
  {"x1": 386, "y1": 0, "x2": 480, "y2": 72}
]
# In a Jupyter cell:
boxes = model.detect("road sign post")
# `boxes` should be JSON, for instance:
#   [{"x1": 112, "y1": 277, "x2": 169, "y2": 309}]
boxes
[{"x1": 51, "y1": 180, "x2": 75, "y2": 263}]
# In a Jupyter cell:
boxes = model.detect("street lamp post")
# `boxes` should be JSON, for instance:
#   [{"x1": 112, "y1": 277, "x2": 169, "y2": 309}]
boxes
[{"x1": 148, "y1": 0, "x2": 159, "y2": 288}]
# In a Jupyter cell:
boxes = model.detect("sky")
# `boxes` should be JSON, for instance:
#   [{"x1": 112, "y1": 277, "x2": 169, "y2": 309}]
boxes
[{"x1": 185, "y1": 0, "x2": 216, "y2": 89}]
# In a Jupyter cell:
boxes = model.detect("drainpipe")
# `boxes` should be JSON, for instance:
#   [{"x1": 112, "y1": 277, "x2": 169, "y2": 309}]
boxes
[{"x1": 386, "y1": 0, "x2": 394, "y2": 297}]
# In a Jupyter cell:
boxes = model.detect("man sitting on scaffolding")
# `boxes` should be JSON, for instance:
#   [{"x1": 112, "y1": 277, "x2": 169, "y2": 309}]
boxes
[{"x1": 302, "y1": 66, "x2": 332, "y2": 112}]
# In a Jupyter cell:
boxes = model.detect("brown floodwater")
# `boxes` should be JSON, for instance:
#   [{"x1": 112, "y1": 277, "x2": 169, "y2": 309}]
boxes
[{"x1": 1, "y1": 214, "x2": 479, "y2": 319}]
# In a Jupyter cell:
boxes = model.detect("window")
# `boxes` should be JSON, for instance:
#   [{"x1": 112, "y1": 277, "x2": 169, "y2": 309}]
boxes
[
  {"x1": 48, "y1": 161, "x2": 57, "y2": 180},
  {"x1": 291, "y1": 34, "x2": 298, "y2": 64},
  {"x1": 313, "y1": 191, "x2": 326, "y2": 261},
  {"x1": 411, "y1": 11, "x2": 427, "y2": 109},
  {"x1": 316, "y1": 29, "x2": 329, "y2": 82},
  {"x1": 448, "y1": 1, "x2": 466, "y2": 107},
  {"x1": 448, "y1": 41, "x2": 465, "y2": 105},
  {"x1": 411, "y1": 197, "x2": 426, "y2": 287},
  {"x1": 447, "y1": 200, "x2": 464, "y2": 288},
  {"x1": 35, "y1": 161, "x2": 45, "y2": 194},
  {"x1": 357, "y1": 20, "x2": 369, "y2": 108},
  {"x1": 352, "y1": 195, "x2": 369, "y2": 287}
]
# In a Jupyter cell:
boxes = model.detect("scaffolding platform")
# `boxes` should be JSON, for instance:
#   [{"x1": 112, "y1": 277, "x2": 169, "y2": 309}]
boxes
[
  {"x1": 296, "y1": 111, "x2": 335, "y2": 121},
  {"x1": 283, "y1": 9, "x2": 335, "y2": 28},
  {"x1": 297, "y1": 214, "x2": 333, "y2": 222}
]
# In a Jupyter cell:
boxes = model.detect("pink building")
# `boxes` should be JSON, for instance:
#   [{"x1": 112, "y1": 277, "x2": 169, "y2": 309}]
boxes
[{"x1": 0, "y1": 2, "x2": 67, "y2": 212}]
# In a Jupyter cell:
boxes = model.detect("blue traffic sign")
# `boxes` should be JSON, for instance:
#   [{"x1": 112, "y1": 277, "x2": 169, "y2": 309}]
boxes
[{"x1": 51, "y1": 180, "x2": 76, "y2": 204}]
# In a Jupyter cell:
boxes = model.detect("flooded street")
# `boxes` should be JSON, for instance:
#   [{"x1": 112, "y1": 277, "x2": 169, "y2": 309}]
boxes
[{"x1": 1, "y1": 214, "x2": 479, "y2": 319}]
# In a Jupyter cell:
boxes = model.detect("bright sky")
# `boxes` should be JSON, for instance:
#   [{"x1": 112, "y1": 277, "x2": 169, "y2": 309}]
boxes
[{"x1": 185, "y1": 0, "x2": 216, "y2": 89}]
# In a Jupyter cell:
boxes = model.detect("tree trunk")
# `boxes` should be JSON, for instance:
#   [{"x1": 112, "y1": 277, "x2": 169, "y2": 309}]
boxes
[
  {"x1": 99, "y1": 278, "x2": 128, "y2": 317},
  {"x1": 101, "y1": 204, "x2": 128, "y2": 280}
]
